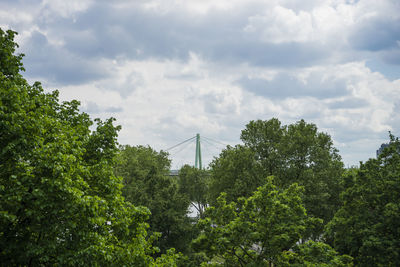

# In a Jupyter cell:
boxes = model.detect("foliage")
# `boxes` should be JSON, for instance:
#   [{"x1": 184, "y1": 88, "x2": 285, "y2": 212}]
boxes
[
  {"x1": 210, "y1": 118, "x2": 344, "y2": 238},
  {"x1": 176, "y1": 252, "x2": 210, "y2": 267},
  {"x1": 240, "y1": 118, "x2": 285, "y2": 177},
  {"x1": 326, "y1": 135, "x2": 400, "y2": 266},
  {"x1": 208, "y1": 145, "x2": 263, "y2": 205},
  {"x1": 114, "y1": 145, "x2": 193, "y2": 254},
  {"x1": 193, "y1": 177, "x2": 308, "y2": 266},
  {"x1": 0, "y1": 27, "x2": 177, "y2": 266},
  {"x1": 115, "y1": 145, "x2": 171, "y2": 205},
  {"x1": 178, "y1": 165, "x2": 209, "y2": 218},
  {"x1": 0, "y1": 28, "x2": 25, "y2": 80},
  {"x1": 281, "y1": 241, "x2": 353, "y2": 266},
  {"x1": 194, "y1": 177, "x2": 352, "y2": 266}
]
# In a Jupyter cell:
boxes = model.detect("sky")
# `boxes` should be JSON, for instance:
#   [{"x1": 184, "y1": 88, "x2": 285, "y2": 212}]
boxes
[{"x1": 1, "y1": 0, "x2": 399, "y2": 168}]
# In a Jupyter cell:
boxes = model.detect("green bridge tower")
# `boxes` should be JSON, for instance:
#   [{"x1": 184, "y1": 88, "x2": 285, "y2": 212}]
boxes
[{"x1": 195, "y1": 133, "x2": 202, "y2": 169}]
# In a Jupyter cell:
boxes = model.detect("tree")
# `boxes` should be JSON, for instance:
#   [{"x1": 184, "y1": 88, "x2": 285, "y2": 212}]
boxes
[
  {"x1": 281, "y1": 119, "x2": 344, "y2": 235},
  {"x1": 114, "y1": 145, "x2": 193, "y2": 255},
  {"x1": 0, "y1": 27, "x2": 177, "y2": 266},
  {"x1": 208, "y1": 145, "x2": 264, "y2": 204},
  {"x1": 178, "y1": 165, "x2": 209, "y2": 218},
  {"x1": 115, "y1": 145, "x2": 171, "y2": 205},
  {"x1": 209, "y1": 119, "x2": 344, "y2": 238},
  {"x1": 194, "y1": 177, "x2": 306, "y2": 266},
  {"x1": 240, "y1": 118, "x2": 285, "y2": 177},
  {"x1": 326, "y1": 135, "x2": 400, "y2": 266},
  {"x1": 0, "y1": 28, "x2": 24, "y2": 80},
  {"x1": 281, "y1": 241, "x2": 353, "y2": 266},
  {"x1": 193, "y1": 177, "x2": 351, "y2": 266}
]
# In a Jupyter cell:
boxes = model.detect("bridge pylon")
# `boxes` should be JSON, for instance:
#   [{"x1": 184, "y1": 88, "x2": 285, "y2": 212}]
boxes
[{"x1": 195, "y1": 133, "x2": 202, "y2": 169}]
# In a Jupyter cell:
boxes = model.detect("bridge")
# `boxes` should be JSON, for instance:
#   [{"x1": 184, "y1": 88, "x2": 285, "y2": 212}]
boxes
[{"x1": 166, "y1": 133, "x2": 227, "y2": 175}]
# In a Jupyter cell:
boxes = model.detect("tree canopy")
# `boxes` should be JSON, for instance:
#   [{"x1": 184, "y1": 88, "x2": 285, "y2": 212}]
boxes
[
  {"x1": 0, "y1": 28, "x2": 177, "y2": 266},
  {"x1": 193, "y1": 177, "x2": 352, "y2": 266},
  {"x1": 209, "y1": 118, "x2": 344, "y2": 238},
  {"x1": 178, "y1": 165, "x2": 209, "y2": 218},
  {"x1": 208, "y1": 145, "x2": 263, "y2": 205},
  {"x1": 0, "y1": 28, "x2": 24, "y2": 80},
  {"x1": 326, "y1": 135, "x2": 400, "y2": 266},
  {"x1": 114, "y1": 145, "x2": 193, "y2": 255}
]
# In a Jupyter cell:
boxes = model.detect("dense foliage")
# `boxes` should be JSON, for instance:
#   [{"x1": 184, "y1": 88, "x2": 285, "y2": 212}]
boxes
[
  {"x1": 210, "y1": 118, "x2": 344, "y2": 238},
  {"x1": 194, "y1": 178, "x2": 307, "y2": 265},
  {"x1": 114, "y1": 145, "x2": 194, "y2": 255},
  {"x1": 326, "y1": 135, "x2": 400, "y2": 266},
  {"x1": 193, "y1": 178, "x2": 352, "y2": 266},
  {"x1": 208, "y1": 145, "x2": 263, "y2": 205},
  {"x1": 0, "y1": 28, "x2": 177, "y2": 266},
  {"x1": 178, "y1": 165, "x2": 209, "y2": 218}
]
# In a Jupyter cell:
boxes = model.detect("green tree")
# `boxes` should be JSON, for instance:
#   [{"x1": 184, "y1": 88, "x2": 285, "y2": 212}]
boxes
[
  {"x1": 281, "y1": 241, "x2": 353, "y2": 266},
  {"x1": 194, "y1": 177, "x2": 351, "y2": 266},
  {"x1": 0, "y1": 28, "x2": 24, "y2": 80},
  {"x1": 115, "y1": 145, "x2": 171, "y2": 205},
  {"x1": 240, "y1": 118, "x2": 285, "y2": 177},
  {"x1": 0, "y1": 28, "x2": 177, "y2": 266},
  {"x1": 282, "y1": 119, "x2": 343, "y2": 235},
  {"x1": 208, "y1": 145, "x2": 263, "y2": 204},
  {"x1": 114, "y1": 145, "x2": 193, "y2": 255},
  {"x1": 326, "y1": 135, "x2": 400, "y2": 266},
  {"x1": 210, "y1": 119, "x2": 344, "y2": 237},
  {"x1": 193, "y1": 177, "x2": 307, "y2": 266},
  {"x1": 178, "y1": 165, "x2": 209, "y2": 218}
]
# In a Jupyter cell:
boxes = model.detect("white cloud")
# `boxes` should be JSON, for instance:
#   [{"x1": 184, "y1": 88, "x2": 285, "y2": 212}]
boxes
[
  {"x1": 41, "y1": 0, "x2": 93, "y2": 18},
  {"x1": 1, "y1": 0, "x2": 400, "y2": 168},
  {"x1": 141, "y1": 0, "x2": 256, "y2": 14},
  {"x1": 244, "y1": 6, "x2": 314, "y2": 43},
  {"x1": 243, "y1": 2, "x2": 356, "y2": 44}
]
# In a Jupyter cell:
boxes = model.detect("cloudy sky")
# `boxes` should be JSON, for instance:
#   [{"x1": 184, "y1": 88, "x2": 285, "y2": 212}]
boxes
[{"x1": 1, "y1": 0, "x2": 400, "y2": 168}]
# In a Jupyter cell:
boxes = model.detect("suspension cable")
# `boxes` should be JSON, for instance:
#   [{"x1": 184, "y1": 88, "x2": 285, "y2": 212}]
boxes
[
  {"x1": 165, "y1": 136, "x2": 196, "y2": 151},
  {"x1": 202, "y1": 136, "x2": 228, "y2": 148}
]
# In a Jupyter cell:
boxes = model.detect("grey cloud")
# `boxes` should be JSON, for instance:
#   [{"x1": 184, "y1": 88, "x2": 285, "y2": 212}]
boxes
[
  {"x1": 164, "y1": 73, "x2": 202, "y2": 81},
  {"x1": 82, "y1": 101, "x2": 123, "y2": 114},
  {"x1": 237, "y1": 72, "x2": 349, "y2": 99},
  {"x1": 202, "y1": 94, "x2": 237, "y2": 115},
  {"x1": 319, "y1": 119, "x2": 385, "y2": 144},
  {"x1": 1, "y1": 0, "x2": 40, "y2": 4},
  {"x1": 366, "y1": 59, "x2": 400, "y2": 80},
  {"x1": 389, "y1": 101, "x2": 400, "y2": 135},
  {"x1": 9, "y1": 1, "x2": 399, "y2": 87},
  {"x1": 381, "y1": 49, "x2": 400, "y2": 65},
  {"x1": 38, "y1": 2, "x2": 331, "y2": 68},
  {"x1": 105, "y1": 106, "x2": 123, "y2": 113},
  {"x1": 328, "y1": 98, "x2": 368, "y2": 109},
  {"x1": 57, "y1": 4, "x2": 194, "y2": 60},
  {"x1": 350, "y1": 17, "x2": 400, "y2": 52},
  {"x1": 206, "y1": 41, "x2": 328, "y2": 68},
  {"x1": 97, "y1": 71, "x2": 143, "y2": 98},
  {"x1": 22, "y1": 31, "x2": 108, "y2": 85},
  {"x1": 335, "y1": 128, "x2": 388, "y2": 144},
  {"x1": 203, "y1": 95, "x2": 223, "y2": 114}
]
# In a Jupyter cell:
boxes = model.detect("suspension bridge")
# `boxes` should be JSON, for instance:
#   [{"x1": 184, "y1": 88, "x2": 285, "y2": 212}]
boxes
[{"x1": 165, "y1": 133, "x2": 228, "y2": 174}]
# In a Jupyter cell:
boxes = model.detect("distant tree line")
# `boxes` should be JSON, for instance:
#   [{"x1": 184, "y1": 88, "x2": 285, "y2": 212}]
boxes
[{"x1": 1, "y1": 28, "x2": 400, "y2": 266}]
